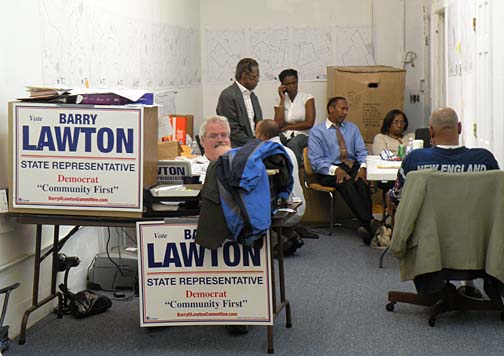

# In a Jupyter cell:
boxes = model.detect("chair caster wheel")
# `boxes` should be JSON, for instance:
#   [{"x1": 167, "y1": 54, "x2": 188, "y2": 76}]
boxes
[
  {"x1": 428, "y1": 317, "x2": 436, "y2": 327},
  {"x1": 385, "y1": 302, "x2": 395, "y2": 312}
]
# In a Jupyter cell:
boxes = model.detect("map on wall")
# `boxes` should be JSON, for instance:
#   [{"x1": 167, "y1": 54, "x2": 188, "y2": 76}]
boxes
[
  {"x1": 205, "y1": 29, "x2": 248, "y2": 83},
  {"x1": 290, "y1": 27, "x2": 333, "y2": 81},
  {"x1": 249, "y1": 28, "x2": 290, "y2": 81},
  {"x1": 39, "y1": 0, "x2": 201, "y2": 89},
  {"x1": 204, "y1": 25, "x2": 374, "y2": 83},
  {"x1": 333, "y1": 26, "x2": 375, "y2": 67}
]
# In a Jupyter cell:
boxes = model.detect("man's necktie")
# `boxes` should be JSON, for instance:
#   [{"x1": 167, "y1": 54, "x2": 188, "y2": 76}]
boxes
[{"x1": 335, "y1": 125, "x2": 354, "y2": 168}]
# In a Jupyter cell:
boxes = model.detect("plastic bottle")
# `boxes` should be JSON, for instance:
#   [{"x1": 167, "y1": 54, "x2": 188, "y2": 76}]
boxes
[
  {"x1": 406, "y1": 137, "x2": 414, "y2": 155},
  {"x1": 190, "y1": 140, "x2": 201, "y2": 155}
]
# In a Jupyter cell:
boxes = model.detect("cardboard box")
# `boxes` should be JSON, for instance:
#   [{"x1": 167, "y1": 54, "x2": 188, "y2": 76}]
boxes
[
  {"x1": 159, "y1": 114, "x2": 194, "y2": 142},
  {"x1": 8, "y1": 102, "x2": 158, "y2": 218},
  {"x1": 158, "y1": 141, "x2": 181, "y2": 160},
  {"x1": 327, "y1": 66, "x2": 406, "y2": 143}
]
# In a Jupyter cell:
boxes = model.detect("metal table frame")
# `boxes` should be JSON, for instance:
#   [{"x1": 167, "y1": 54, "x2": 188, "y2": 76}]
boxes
[{"x1": 9, "y1": 208, "x2": 297, "y2": 353}]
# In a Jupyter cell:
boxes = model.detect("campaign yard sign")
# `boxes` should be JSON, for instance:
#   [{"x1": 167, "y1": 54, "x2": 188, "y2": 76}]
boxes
[
  {"x1": 12, "y1": 103, "x2": 144, "y2": 212},
  {"x1": 137, "y1": 221, "x2": 273, "y2": 326}
]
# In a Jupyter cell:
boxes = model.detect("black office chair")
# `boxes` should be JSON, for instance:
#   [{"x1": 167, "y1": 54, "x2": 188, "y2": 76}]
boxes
[
  {"x1": 415, "y1": 128, "x2": 431, "y2": 148},
  {"x1": 0, "y1": 282, "x2": 20, "y2": 352},
  {"x1": 195, "y1": 134, "x2": 205, "y2": 156}
]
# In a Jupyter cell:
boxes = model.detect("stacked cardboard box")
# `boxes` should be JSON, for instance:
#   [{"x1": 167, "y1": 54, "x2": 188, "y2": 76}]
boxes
[{"x1": 327, "y1": 66, "x2": 406, "y2": 143}]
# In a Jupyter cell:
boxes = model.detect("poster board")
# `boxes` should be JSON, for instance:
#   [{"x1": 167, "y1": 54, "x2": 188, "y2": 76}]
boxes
[
  {"x1": 137, "y1": 220, "x2": 273, "y2": 326},
  {"x1": 8, "y1": 102, "x2": 158, "y2": 217}
]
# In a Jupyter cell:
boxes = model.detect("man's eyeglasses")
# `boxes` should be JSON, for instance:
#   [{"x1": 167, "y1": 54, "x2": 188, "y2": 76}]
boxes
[{"x1": 206, "y1": 133, "x2": 229, "y2": 140}]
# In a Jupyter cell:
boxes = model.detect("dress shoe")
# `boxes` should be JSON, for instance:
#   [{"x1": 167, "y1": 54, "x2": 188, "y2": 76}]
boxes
[
  {"x1": 457, "y1": 285, "x2": 483, "y2": 299},
  {"x1": 357, "y1": 226, "x2": 373, "y2": 245},
  {"x1": 369, "y1": 219, "x2": 382, "y2": 236},
  {"x1": 226, "y1": 325, "x2": 249, "y2": 335},
  {"x1": 283, "y1": 230, "x2": 302, "y2": 256},
  {"x1": 294, "y1": 224, "x2": 319, "y2": 239}
]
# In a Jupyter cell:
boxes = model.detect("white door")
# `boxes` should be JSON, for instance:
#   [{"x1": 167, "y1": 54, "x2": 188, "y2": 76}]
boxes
[
  {"x1": 475, "y1": 0, "x2": 492, "y2": 149},
  {"x1": 459, "y1": 0, "x2": 477, "y2": 147},
  {"x1": 445, "y1": 1, "x2": 462, "y2": 119}
]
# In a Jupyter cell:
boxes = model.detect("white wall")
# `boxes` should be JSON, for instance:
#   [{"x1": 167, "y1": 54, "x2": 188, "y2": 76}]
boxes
[
  {"x1": 0, "y1": 0, "x2": 200, "y2": 338},
  {"x1": 199, "y1": 0, "x2": 412, "y2": 130}
]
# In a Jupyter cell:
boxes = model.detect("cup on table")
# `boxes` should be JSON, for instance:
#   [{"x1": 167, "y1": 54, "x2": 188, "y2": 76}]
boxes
[{"x1": 412, "y1": 139, "x2": 424, "y2": 150}]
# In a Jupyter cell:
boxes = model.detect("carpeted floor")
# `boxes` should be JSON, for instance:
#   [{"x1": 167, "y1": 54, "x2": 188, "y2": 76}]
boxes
[{"x1": 8, "y1": 227, "x2": 504, "y2": 356}]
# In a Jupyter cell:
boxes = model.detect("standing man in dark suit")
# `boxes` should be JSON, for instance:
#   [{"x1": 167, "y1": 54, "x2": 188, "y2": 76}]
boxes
[{"x1": 216, "y1": 58, "x2": 263, "y2": 147}]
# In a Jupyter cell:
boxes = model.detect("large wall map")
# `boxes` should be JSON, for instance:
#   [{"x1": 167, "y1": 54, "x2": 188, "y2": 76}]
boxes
[
  {"x1": 39, "y1": 0, "x2": 201, "y2": 89},
  {"x1": 204, "y1": 25, "x2": 374, "y2": 83}
]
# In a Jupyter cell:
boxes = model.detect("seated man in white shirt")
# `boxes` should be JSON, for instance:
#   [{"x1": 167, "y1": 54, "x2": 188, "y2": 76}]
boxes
[
  {"x1": 192, "y1": 115, "x2": 232, "y2": 183},
  {"x1": 255, "y1": 119, "x2": 319, "y2": 252}
]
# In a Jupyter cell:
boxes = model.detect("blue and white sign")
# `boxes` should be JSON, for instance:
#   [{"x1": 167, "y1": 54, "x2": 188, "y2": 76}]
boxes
[
  {"x1": 12, "y1": 103, "x2": 144, "y2": 211},
  {"x1": 137, "y1": 221, "x2": 273, "y2": 326}
]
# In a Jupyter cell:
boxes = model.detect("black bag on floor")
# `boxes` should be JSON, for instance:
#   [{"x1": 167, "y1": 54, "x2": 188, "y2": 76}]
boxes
[{"x1": 67, "y1": 290, "x2": 112, "y2": 318}]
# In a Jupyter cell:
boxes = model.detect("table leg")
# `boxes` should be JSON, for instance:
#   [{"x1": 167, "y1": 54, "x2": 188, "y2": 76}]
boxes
[
  {"x1": 267, "y1": 230, "x2": 277, "y2": 353},
  {"x1": 19, "y1": 224, "x2": 63, "y2": 344},
  {"x1": 19, "y1": 224, "x2": 42, "y2": 345},
  {"x1": 276, "y1": 226, "x2": 292, "y2": 327},
  {"x1": 267, "y1": 325, "x2": 274, "y2": 353}
]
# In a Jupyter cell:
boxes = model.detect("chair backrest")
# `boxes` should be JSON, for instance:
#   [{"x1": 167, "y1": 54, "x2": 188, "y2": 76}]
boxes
[
  {"x1": 195, "y1": 134, "x2": 205, "y2": 156},
  {"x1": 302, "y1": 147, "x2": 317, "y2": 186},
  {"x1": 414, "y1": 128, "x2": 431, "y2": 148},
  {"x1": 390, "y1": 169, "x2": 504, "y2": 282}
]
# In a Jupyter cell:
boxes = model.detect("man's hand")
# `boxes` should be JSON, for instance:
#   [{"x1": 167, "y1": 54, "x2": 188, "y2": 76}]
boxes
[
  {"x1": 335, "y1": 169, "x2": 351, "y2": 184},
  {"x1": 355, "y1": 167, "x2": 368, "y2": 185}
]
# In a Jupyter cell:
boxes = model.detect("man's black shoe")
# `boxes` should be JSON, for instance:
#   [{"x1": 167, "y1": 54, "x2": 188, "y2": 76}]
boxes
[
  {"x1": 357, "y1": 226, "x2": 373, "y2": 245},
  {"x1": 226, "y1": 325, "x2": 249, "y2": 335},
  {"x1": 369, "y1": 219, "x2": 382, "y2": 236},
  {"x1": 294, "y1": 224, "x2": 319, "y2": 239},
  {"x1": 457, "y1": 285, "x2": 483, "y2": 299}
]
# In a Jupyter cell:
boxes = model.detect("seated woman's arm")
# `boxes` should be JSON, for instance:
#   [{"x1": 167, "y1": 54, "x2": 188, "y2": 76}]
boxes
[
  {"x1": 372, "y1": 134, "x2": 387, "y2": 155},
  {"x1": 281, "y1": 98, "x2": 316, "y2": 131}
]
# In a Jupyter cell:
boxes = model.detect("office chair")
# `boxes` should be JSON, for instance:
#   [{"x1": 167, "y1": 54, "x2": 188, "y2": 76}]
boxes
[
  {"x1": 0, "y1": 282, "x2": 20, "y2": 352},
  {"x1": 195, "y1": 134, "x2": 205, "y2": 156},
  {"x1": 414, "y1": 128, "x2": 431, "y2": 148},
  {"x1": 386, "y1": 170, "x2": 504, "y2": 326},
  {"x1": 302, "y1": 148, "x2": 337, "y2": 235}
]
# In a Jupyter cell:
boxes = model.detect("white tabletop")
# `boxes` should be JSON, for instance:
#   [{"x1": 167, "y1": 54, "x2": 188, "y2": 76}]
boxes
[{"x1": 366, "y1": 155, "x2": 401, "y2": 181}]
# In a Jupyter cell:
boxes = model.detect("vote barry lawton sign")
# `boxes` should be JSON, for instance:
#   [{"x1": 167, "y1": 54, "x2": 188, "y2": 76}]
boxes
[
  {"x1": 11, "y1": 103, "x2": 146, "y2": 212},
  {"x1": 137, "y1": 221, "x2": 273, "y2": 326}
]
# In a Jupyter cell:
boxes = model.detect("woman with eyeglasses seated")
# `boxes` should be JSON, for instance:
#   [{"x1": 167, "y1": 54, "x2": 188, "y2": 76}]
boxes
[
  {"x1": 372, "y1": 109, "x2": 414, "y2": 155},
  {"x1": 273, "y1": 68, "x2": 315, "y2": 165}
]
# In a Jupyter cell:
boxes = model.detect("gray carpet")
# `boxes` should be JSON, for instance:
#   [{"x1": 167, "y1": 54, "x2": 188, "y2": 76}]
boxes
[{"x1": 8, "y1": 228, "x2": 504, "y2": 356}]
